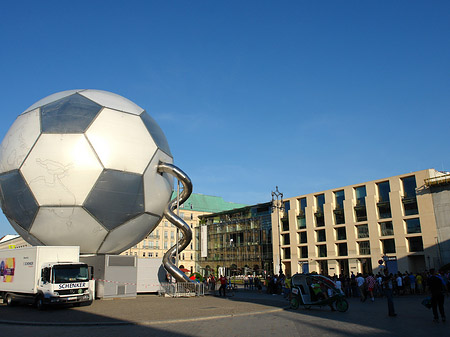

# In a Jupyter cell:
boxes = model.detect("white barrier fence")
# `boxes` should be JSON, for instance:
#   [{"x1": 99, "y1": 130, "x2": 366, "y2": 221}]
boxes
[{"x1": 159, "y1": 282, "x2": 205, "y2": 297}]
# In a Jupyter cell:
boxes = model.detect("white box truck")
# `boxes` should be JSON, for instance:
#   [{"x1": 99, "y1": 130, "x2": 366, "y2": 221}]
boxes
[{"x1": 0, "y1": 246, "x2": 94, "y2": 309}]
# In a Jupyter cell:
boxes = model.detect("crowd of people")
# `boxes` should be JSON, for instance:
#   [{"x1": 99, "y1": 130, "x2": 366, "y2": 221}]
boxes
[
  {"x1": 202, "y1": 268, "x2": 448, "y2": 322},
  {"x1": 303, "y1": 269, "x2": 448, "y2": 321},
  {"x1": 265, "y1": 273, "x2": 287, "y2": 295},
  {"x1": 328, "y1": 269, "x2": 449, "y2": 300}
]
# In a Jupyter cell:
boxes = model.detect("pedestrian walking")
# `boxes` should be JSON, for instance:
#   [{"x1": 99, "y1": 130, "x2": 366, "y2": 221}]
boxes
[
  {"x1": 356, "y1": 273, "x2": 366, "y2": 302},
  {"x1": 417, "y1": 273, "x2": 424, "y2": 294},
  {"x1": 396, "y1": 273, "x2": 403, "y2": 295},
  {"x1": 344, "y1": 277, "x2": 352, "y2": 297},
  {"x1": 408, "y1": 273, "x2": 416, "y2": 294},
  {"x1": 218, "y1": 275, "x2": 227, "y2": 297},
  {"x1": 209, "y1": 274, "x2": 216, "y2": 293},
  {"x1": 429, "y1": 269, "x2": 446, "y2": 323},
  {"x1": 383, "y1": 270, "x2": 396, "y2": 317},
  {"x1": 376, "y1": 273, "x2": 384, "y2": 297},
  {"x1": 334, "y1": 276, "x2": 342, "y2": 292},
  {"x1": 366, "y1": 273, "x2": 376, "y2": 302}
]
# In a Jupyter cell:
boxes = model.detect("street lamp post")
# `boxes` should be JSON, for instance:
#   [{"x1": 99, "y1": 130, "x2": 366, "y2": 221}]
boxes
[
  {"x1": 230, "y1": 238, "x2": 235, "y2": 287},
  {"x1": 271, "y1": 186, "x2": 284, "y2": 275}
]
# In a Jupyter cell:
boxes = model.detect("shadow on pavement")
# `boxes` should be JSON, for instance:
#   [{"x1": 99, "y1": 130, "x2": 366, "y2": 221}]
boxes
[
  {"x1": 1, "y1": 289, "x2": 448, "y2": 336},
  {"x1": 0, "y1": 302, "x2": 193, "y2": 336},
  {"x1": 216, "y1": 288, "x2": 449, "y2": 336}
]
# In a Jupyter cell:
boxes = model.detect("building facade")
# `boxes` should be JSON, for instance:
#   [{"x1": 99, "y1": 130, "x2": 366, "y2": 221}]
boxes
[
  {"x1": 197, "y1": 202, "x2": 273, "y2": 277},
  {"x1": 272, "y1": 169, "x2": 449, "y2": 277},
  {"x1": 0, "y1": 235, "x2": 29, "y2": 250},
  {"x1": 121, "y1": 193, "x2": 246, "y2": 273},
  {"x1": 424, "y1": 173, "x2": 450, "y2": 267}
]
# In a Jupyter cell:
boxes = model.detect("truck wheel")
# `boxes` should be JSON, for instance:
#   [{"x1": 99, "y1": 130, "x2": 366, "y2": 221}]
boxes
[
  {"x1": 35, "y1": 296, "x2": 45, "y2": 311},
  {"x1": 5, "y1": 294, "x2": 14, "y2": 307}
]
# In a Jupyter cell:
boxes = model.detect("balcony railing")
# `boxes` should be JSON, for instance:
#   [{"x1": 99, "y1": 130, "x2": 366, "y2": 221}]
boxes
[
  {"x1": 402, "y1": 196, "x2": 417, "y2": 204},
  {"x1": 297, "y1": 216, "x2": 306, "y2": 229},
  {"x1": 314, "y1": 213, "x2": 325, "y2": 227},
  {"x1": 381, "y1": 229, "x2": 394, "y2": 236},
  {"x1": 359, "y1": 248, "x2": 371, "y2": 255}
]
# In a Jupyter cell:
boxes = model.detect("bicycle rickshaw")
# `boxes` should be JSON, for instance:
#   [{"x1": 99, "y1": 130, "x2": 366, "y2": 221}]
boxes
[{"x1": 289, "y1": 273, "x2": 349, "y2": 312}]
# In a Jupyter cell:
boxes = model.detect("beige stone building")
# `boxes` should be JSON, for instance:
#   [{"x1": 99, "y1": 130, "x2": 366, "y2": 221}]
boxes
[
  {"x1": 272, "y1": 169, "x2": 449, "y2": 277},
  {"x1": 121, "y1": 213, "x2": 201, "y2": 273}
]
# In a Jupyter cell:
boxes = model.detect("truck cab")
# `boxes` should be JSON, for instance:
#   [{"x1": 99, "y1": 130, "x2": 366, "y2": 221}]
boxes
[
  {"x1": 0, "y1": 246, "x2": 94, "y2": 309},
  {"x1": 36, "y1": 262, "x2": 93, "y2": 308}
]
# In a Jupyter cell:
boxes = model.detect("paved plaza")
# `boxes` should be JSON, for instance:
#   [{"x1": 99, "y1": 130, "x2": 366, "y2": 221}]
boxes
[{"x1": 0, "y1": 288, "x2": 448, "y2": 336}]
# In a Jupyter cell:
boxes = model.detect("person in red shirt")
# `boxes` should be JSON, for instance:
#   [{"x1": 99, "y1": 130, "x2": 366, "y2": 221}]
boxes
[
  {"x1": 366, "y1": 273, "x2": 377, "y2": 302},
  {"x1": 219, "y1": 275, "x2": 227, "y2": 297}
]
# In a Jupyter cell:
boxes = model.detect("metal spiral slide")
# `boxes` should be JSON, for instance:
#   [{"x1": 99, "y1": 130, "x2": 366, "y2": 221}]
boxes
[{"x1": 157, "y1": 162, "x2": 193, "y2": 283}]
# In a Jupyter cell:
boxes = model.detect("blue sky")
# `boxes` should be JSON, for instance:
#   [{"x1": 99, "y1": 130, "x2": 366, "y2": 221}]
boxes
[{"x1": 0, "y1": 1, "x2": 449, "y2": 237}]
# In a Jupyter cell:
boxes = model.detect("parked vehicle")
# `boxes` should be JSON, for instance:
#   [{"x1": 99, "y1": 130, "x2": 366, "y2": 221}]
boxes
[
  {"x1": 0, "y1": 246, "x2": 94, "y2": 309},
  {"x1": 289, "y1": 273, "x2": 348, "y2": 312}
]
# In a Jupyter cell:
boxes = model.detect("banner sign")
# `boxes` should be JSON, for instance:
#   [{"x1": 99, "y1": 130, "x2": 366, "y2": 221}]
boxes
[
  {"x1": 0, "y1": 258, "x2": 15, "y2": 282},
  {"x1": 201, "y1": 225, "x2": 208, "y2": 258}
]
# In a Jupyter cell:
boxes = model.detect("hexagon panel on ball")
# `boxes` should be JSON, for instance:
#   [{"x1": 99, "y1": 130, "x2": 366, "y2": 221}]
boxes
[{"x1": 0, "y1": 89, "x2": 173, "y2": 254}]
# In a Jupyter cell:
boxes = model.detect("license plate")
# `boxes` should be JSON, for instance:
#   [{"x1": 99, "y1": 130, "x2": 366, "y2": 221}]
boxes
[{"x1": 68, "y1": 297, "x2": 77, "y2": 301}]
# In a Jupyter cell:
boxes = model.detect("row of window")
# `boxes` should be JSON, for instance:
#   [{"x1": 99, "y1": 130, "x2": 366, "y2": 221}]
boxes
[
  {"x1": 125, "y1": 251, "x2": 159, "y2": 258},
  {"x1": 146, "y1": 229, "x2": 192, "y2": 240},
  {"x1": 288, "y1": 176, "x2": 418, "y2": 229},
  {"x1": 162, "y1": 212, "x2": 197, "y2": 222},
  {"x1": 138, "y1": 241, "x2": 195, "y2": 250},
  {"x1": 286, "y1": 218, "x2": 422, "y2": 245},
  {"x1": 291, "y1": 200, "x2": 418, "y2": 229},
  {"x1": 125, "y1": 251, "x2": 195, "y2": 260},
  {"x1": 154, "y1": 221, "x2": 196, "y2": 230},
  {"x1": 171, "y1": 212, "x2": 196, "y2": 220},
  {"x1": 287, "y1": 235, "x2": 424, "y2": 260}
]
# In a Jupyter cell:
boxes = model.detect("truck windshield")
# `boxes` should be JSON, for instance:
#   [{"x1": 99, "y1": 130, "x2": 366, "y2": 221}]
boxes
[{"x1": 52, "y1": 264, "x2": 89, "y2": 283}]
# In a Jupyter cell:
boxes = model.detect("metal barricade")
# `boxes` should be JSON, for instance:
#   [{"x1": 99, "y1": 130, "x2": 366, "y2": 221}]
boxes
[{"x1": 159, "y1": 282, "x2": 205, "y2": 297}]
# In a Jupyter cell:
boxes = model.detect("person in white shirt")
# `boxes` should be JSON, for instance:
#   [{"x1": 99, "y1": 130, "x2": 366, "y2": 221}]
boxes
[
  {"x1": 396, "y1": 273, "x2": 403, "y2": 295},
  {"x1": 335, "y1": 277, "x2": 342, "y2": 291},
  {"x1": 356, "y1": 273, "x2": 366, "y2": 302}
]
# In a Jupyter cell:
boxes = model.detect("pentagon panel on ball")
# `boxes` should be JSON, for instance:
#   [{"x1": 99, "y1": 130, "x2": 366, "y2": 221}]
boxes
[
  {"x1": 0, "y1": 89, "x2": 183, "y2": 256},
  {"x1": 40, "y1": 94, "x2": 102, "y2": 133},
  {"x1": 98, "y1": 213, "x2": 161, "y2": 255},
  {"x1": 83, "y1": 169, "x2": 144, "y2": 231},
  {"x1": 0, "y1": 170, "x2": 39, "y2": 231}
]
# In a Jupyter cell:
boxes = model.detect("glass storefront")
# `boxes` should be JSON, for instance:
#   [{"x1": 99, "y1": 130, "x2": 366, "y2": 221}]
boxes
[{"x1": 197, "y1": 202, "x2": 273, "y2": 277}]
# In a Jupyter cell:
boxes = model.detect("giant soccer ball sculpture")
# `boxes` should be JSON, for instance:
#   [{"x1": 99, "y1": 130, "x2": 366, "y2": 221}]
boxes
[{"x1": 0, "y1": 90, "x2": 193, "y2": 282}]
